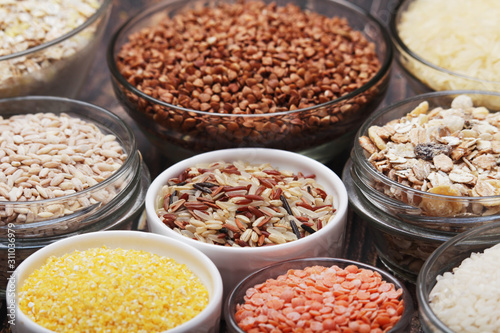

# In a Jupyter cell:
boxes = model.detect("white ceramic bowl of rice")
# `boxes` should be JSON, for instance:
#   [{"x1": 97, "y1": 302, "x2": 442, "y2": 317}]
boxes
[
  {"x1": 417, "y1": 221, "x2": 500, "y2": 333},
  {"x1": 146, "y1": 148, "x2": 348, "y2": 296}
]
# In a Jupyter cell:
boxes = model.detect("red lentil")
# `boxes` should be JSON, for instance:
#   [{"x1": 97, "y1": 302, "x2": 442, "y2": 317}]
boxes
[{"x1": 235, "y1": 264, "x2": 404, "y2": 332}]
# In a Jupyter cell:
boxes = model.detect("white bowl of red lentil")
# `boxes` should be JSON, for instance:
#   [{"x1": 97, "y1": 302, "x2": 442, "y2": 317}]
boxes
[
  {"x1": 224, "y1": 257, "x2": 413, "y2": 333},
  {"x1": 0, "y1": 0, "x2": 112, "y2": 98},
  {"x1": 6, "y1": 230, "x2": 223, "y2": 333},
  {"x1": 146, "y1": 148, "x2": 349, "y2": 297},
  {"x1": 107, "y1": 0, "x2": 392, "y2": 164}
]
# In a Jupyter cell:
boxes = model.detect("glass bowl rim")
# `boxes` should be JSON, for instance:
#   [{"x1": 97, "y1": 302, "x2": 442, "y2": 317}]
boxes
[
  {"x1": 224, "y1": 256, "x2": 414, "y2": 333},
  {"x1": 0, "y1": 0, "x2": 112, "y2": 62},
  {"x1": 389, "y1": 0, "x2": 500, "y2": 86},
  {"x1": 0, "y1": 95, "x2": 138, "y2": 207},
  {"x1": 416, "y1": 220, "x2": 500, "y2": 332},
  {"x1": 106, "y1": 0, "x2": 393, "y2": 118},
  {"x1": 343, "y1": 159, "x2": 455, "y2": 242},
  {"x1": 353, "y1": 89, "x2": 500, "y2": 202}
]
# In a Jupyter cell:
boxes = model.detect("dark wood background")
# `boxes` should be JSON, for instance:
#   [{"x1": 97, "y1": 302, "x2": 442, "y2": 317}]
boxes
[{"x1": 1, "y1": 0, "x2": 424, "y2": 331}]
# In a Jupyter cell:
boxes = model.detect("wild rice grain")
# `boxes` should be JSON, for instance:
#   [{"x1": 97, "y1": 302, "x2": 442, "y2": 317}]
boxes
[{"x1": 156, "y1": 161, "x2": 337, "y2": 247}]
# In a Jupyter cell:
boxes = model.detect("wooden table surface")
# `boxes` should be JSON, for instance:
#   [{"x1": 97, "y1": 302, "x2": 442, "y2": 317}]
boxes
[{"x1": 1, "y1": 0, "x2": 424, "y2": 331}]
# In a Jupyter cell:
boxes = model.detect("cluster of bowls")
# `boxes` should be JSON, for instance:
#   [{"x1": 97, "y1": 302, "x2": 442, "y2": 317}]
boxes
[{"x1": 3, "y1": 0, "x2": 500, "y2": 332}]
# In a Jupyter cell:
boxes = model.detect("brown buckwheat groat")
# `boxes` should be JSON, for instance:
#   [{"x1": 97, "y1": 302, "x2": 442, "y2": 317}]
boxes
[{"x1": 115, "y1": 0, "x2": 383, "y2": 153}]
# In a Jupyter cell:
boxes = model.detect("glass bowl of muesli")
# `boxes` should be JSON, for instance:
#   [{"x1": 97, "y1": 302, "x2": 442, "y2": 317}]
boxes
[
  {"x1": 145, "y1": 147, "x2": 348, "y2": 297},
  {"x1": 344, "y1": 91, "x2": 500, "y2": 280},
  {"x1": 0, "y1": 96, "x2": 151, "y2": 298},
  {"x1": 351, "y1": 91, "x2": 500, "y2": 229},
  {"x1": 106, "y1": 0, "x2": 392, "y2": 164},
  {"x1": 0, "y1": 0, "x2": 112, "y2": 98}
]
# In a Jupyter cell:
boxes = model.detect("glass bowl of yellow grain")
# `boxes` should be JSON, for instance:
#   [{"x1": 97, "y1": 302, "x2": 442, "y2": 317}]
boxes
[{"x1": 6, "y1": 230, "x2": 223, "y2": 333}]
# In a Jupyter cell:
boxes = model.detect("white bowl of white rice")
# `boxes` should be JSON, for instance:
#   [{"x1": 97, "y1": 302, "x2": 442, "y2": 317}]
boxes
[
  {"x1": 417, "y1": 221, "x2": 500, "y2": 333},
  {"x1": 145, "y1": 148, "x2": 349, "y2": 297}
]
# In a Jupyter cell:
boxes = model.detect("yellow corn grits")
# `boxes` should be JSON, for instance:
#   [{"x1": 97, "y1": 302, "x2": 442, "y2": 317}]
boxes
[{"x1": 18, "y1": 247, "x2": 209, "y2": 333}]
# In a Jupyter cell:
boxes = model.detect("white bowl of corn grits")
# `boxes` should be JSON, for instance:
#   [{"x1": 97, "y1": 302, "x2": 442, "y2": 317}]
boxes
[
  {"x1": 146, "y1": 148, "x2": 349, "y2": 297},
  {"x1": 6, "y1": 230, "x2": 223, "y2": 333}
]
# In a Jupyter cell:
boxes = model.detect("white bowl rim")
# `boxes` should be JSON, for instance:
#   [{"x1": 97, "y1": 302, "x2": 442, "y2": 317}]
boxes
[
  {"x1": 146, "y1": 147, "x2": 348, "y2": 253},
  {"x1": 6, "y1": 230, "x2": 224, "y2": 333}
]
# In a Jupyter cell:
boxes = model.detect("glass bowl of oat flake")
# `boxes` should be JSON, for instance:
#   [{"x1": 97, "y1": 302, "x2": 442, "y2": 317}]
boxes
[
  {"x1": 0, "y1": 0, "x2": 112, "y2": 98},
  {"x1": 345, "y1": 91, "x2": 500, "y2": 281},
  {"x1": 0, "y1": 96, "x2": 151, "y2": 298}
]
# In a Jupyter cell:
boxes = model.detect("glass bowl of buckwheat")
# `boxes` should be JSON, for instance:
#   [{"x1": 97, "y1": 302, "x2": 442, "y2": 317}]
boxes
[
  {"x1": 107, "y1": 0, "x2": 392, "y2": 164},
  {"x1": 0, "y1": 0, "x2": 112, "y2": 99},
  {"x1": 0, "y1": 96, "x2": 150, "y2": 298},
  {"x1": 145, "y1": 147, "x2": 349, "y2": 298},
  {"x1": 344, "y1": 91, "x2": 500, "y2": 281}
]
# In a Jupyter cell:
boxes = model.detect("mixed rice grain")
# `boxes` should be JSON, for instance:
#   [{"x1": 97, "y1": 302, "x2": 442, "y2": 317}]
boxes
[{"x1": 156, "y1": 161, "x2": 337, "y2": 247}]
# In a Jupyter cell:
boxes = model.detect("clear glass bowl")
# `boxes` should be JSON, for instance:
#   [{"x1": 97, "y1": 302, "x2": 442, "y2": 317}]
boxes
[
  {"x1": 417, "y1": 221, "x2": 500, "y2": 333},
  {"x1": 389, "y1": 0, "x2": 500, "y2": 94},
  {"x1": 0, "y1": 0, "x2": 112, "y2": 99},
  {"x1": 224, "y1": 257, "x2": 413, "y2": 333},
  {"x1": 351, "y1": 91, "x2": 500, "y2": 232},
  {"x1": 0, "y1": 96, "x2": 151, "y2": 298},
  {"x1": 343, "y1": 158, "x2": 450, "y2": 283},
  {"x1": 107, "y1": 0, "x2": 392, "y2": 163}
]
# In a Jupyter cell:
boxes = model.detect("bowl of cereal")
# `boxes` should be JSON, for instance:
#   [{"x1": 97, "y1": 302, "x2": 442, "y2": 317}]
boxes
[
  {"x1": 344, "y1": 91, "x2": 500, "y2": 281},
  {"x1": 0, "y1": 96, "x2": 150, "y2": 298},
  {"x1": 6, "y1": 230, "x2": 223, "y2": 333},
  {"x1": 107, "y1": 0, "x2": 392, "y2": 163},
  {"x1": 225, "y1": 257, "x2": 413, "y2": 333},
  {"x1": 0, "y1": 0, "x2": 112, "y2": 99},
  {"x1": 417, "y1": 221, "x2": 500, "y2": 333},
  {"x1": 390, "y1": 0, "x2": 500, "y2": 94},
  {"x1": 146, "y1": 148, "x2": 348, "y2": 295}
]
